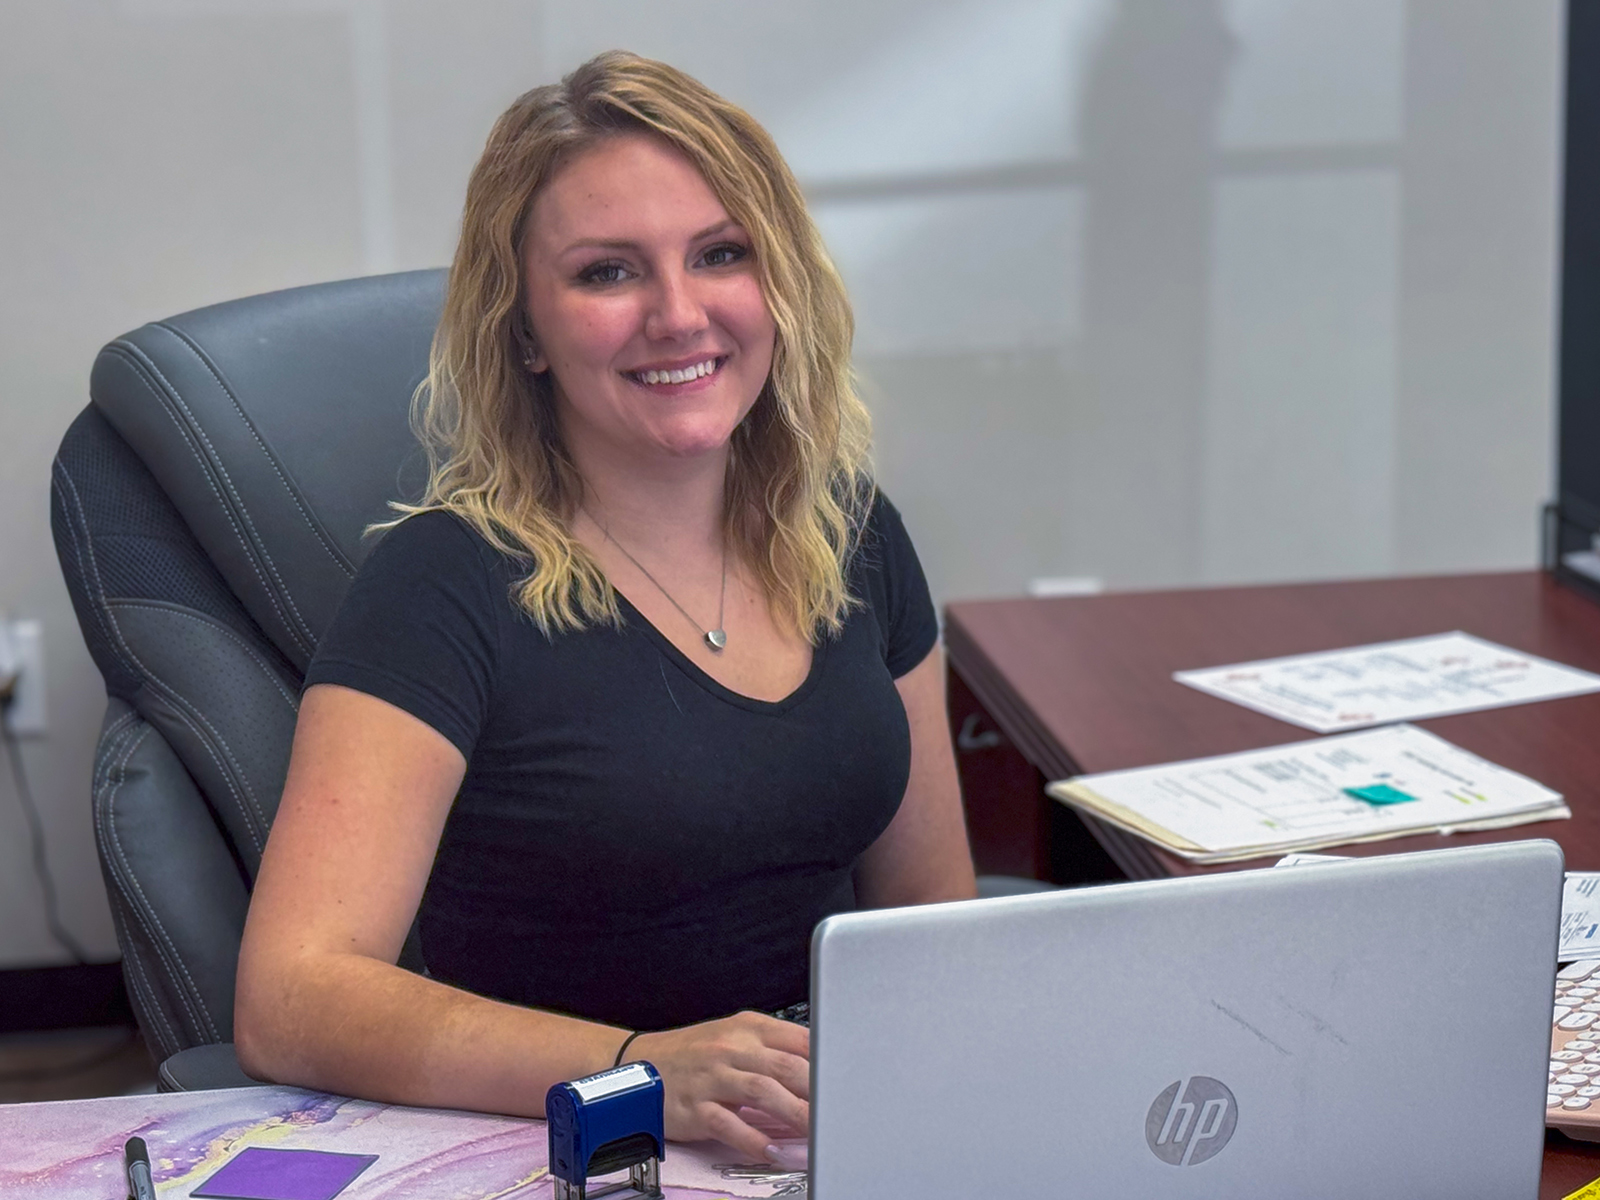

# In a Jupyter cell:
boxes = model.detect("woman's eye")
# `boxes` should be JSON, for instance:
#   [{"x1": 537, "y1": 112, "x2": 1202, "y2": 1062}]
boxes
[
  {"x1": 701, "y1": 242, "x2": 749, "y2": 268},
  {"x1": 577, "y1": 260, "x2": 629, "y2": 286}
]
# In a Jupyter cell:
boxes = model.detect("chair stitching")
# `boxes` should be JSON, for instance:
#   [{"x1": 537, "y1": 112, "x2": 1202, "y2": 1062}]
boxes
[
  {"x1": 109, "y1": 601, "x2": 300, "y2": 711},
  {"x1": 122, "y1": 346, "x2": 317, "y2": 653},
  {"x1": 155, "y1": 322, "x2": 356, "y2": 578},
  {"x1": 93, "y1": 714, "x2": 143, "y2": 797},
  {"x1": 136, "y1": 691, "x2": 266, "y2": 858},
  {"x1": 103, "y1": 347, "x2": 308, "y2": 655},
  {"x1": 106, "y1": 725, "x2": 221, "y2": 1041},
  {"x1": 51, "y1": 466, "x2": 138, "y2": 683},
  {"x1": 99, "y1": 724, "x2": 203, "y2": 1038},
  {"x1": 100, "y1": 725, "x2": 214, "y2": 1039},
  {"x1": 119, "y1": 912, "x2": 180, "y2": 1057},
  {"x1": 69, "y1": 529, "x2": 269, "y2": 857},
  {"x1": 60, "y1": 468, "x2": 267, "y2": 854},
  {"x1": 99, "y1": 347, "x2": 305, "y2": 659},
  {"x1": 120, "y1": 921, "x2": 180, "y2": 1058}
]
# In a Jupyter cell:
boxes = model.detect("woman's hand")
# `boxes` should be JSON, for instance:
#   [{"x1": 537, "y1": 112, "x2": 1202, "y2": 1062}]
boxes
[{"x1": 628, "y1": 1011, "x2": 810, "y2": 1161}]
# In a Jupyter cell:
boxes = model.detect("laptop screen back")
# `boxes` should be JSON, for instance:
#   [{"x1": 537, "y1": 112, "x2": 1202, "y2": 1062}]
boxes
[{"x1": 810, "y1": 841, "x2": 1560, "y2": 1199}]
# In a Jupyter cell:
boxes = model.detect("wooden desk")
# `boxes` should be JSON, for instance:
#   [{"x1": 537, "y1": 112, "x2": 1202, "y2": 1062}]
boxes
[
  {"x1": 945, "y1": 569, "x2": 1600, "y2": 1198},
  {"x1": 947, "y1": 570, "x2": 1600, "y2": 880}
]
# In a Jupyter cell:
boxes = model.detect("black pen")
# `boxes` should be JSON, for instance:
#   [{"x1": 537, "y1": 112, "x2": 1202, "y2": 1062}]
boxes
[{"x1": 125, "y1": 1136, "x2": 156, "y2": 1200}]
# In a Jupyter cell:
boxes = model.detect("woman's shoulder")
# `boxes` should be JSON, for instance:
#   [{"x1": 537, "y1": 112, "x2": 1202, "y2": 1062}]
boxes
[
  {"x1": 363, "y1": 508, "x2": 517, "y2": 575},
  {"x1": 846, "y1": 487, "x2": 937, "y2": 675},
  {"x1": 853, "y1": 487, "x2": 916, "y2": 570}
]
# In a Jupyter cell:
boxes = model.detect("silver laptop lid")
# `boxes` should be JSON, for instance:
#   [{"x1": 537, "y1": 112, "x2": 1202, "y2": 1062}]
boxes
[{"x1": 810, "y1": 840, "x2": 1561, "y2": 1199}]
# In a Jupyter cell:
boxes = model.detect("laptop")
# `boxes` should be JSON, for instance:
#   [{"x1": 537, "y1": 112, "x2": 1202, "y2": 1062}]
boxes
[{"x1": 810, "y1": 840, "x2": 1562, "y2": 1199}]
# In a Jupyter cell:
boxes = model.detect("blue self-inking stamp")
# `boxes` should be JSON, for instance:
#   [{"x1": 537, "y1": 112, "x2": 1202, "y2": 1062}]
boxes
[{"x1": 547, "y1": 1061, "x2": 665, "y2": 1200}]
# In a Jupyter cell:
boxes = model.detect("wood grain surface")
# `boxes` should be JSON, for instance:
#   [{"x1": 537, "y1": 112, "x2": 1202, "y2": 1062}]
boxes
[{"x1": 947, "y1": 571, "x2": 1600, "y2": 877}]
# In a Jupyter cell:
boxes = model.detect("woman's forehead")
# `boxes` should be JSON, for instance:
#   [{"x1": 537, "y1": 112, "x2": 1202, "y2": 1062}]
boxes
[{"x1": 528, "y1": 133, "x2": 735, "y2": 254}]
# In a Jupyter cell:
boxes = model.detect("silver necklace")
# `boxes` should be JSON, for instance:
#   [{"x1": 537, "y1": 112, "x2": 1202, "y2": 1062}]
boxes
[{"x1": 590, "y1": 512, "x2": 728, "y2": 652}]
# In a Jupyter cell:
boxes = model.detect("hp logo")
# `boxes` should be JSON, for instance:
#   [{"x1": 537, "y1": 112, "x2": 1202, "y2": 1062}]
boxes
[{"x1": 1145, "y1": 1076, "x2": 1238, "y2": 1166}]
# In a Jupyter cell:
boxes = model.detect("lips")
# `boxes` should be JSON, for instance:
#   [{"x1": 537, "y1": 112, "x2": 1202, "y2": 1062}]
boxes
[{"x1": 624, "y1": 356, "x2": 725, "y2": 386}]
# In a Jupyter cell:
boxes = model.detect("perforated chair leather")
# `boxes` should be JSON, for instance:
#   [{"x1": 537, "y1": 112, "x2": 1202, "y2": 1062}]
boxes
[{"x1": 52, "y1": 271, "x2": 445, "y2": 1081}]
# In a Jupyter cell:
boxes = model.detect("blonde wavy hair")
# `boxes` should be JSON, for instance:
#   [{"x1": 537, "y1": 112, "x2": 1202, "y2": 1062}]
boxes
[{"x1": 389, "y1": 50, "x2": 874, "y2": 640}]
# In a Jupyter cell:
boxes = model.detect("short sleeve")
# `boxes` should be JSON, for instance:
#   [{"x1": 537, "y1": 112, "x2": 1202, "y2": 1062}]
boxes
[
  {"x1": 303, "y1": 510, "x2": 501, "y2": 758},
  {"x1": 859, "y1": 492, "x2": 939, "y2": 678}
]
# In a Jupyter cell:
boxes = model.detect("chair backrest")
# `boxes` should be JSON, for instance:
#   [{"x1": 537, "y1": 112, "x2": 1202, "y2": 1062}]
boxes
[{"x1": 51, "y1": 270, "x2": 446, "y2": 1061}]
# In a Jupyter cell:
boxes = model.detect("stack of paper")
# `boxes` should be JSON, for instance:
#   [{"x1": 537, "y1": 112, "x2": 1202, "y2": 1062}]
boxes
[{"x1": 1048, "y1": 723, "x2": 1568, "y2": 865}]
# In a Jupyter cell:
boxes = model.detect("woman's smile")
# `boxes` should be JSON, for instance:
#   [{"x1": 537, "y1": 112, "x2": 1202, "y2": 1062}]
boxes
[{"x1": 624, "y1": 354, "x2": 728, "y2": 389}]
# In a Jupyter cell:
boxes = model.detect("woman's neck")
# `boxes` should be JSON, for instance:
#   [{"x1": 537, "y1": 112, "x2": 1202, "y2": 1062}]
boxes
[{"x1": 570, "y1": 442, "x2": 728, "y2": 555}]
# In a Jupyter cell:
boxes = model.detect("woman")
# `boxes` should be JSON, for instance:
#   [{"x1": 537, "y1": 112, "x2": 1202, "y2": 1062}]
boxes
[{"x1": 234, "y1": 50, "x2": 976, "y2": 1162}]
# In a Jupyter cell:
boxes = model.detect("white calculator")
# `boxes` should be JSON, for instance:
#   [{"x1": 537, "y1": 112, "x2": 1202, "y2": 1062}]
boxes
[{"x1": 1549, "y1": 958, "x2": 1600, "y2": 1139}]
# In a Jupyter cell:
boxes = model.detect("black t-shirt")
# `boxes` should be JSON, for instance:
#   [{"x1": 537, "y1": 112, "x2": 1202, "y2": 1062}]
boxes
[{"x1": 303, "y1": 492, "x2": 939, "y2": 1030}]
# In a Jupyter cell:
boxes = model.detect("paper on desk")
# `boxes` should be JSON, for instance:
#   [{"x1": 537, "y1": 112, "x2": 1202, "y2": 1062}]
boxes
[
  {"x1": 1562, "y1": 873, "x2": 1600, "y2": 962},
  {"x1": 1173, "y1": 631, "x2": 1600, "y2": 733},
  {"x1": 1047, "y1": 723, "x2": 1568, "y2": 865}
]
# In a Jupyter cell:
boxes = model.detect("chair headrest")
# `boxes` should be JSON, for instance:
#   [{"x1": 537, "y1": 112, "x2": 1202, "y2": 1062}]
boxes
[{"x1": 89, "y1": 270, "x2": 446, "y2": 671}]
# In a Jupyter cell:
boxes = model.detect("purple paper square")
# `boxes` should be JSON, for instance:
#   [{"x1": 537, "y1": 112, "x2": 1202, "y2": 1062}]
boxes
[{"x1": 192, "y1": 1147, "x2": 377, "y2": 1200}]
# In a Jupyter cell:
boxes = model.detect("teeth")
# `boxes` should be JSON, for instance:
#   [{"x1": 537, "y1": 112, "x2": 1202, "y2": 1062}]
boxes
[{"x1": 637, "y1": 358, "x2": 718, "y2": 385}]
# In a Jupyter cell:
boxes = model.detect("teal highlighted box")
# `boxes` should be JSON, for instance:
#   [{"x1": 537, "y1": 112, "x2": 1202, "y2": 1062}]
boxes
[{"x1": 1343, "y1": 784, "x2": 1418, "y2": 806}]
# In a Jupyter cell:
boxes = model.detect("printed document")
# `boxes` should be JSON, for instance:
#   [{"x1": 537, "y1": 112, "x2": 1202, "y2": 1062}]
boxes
[
  {"x1": 1563, "y1": 873, "x2": 1600, "y2": 963},
  {"x1": 1174, "y1": 631, "x2": 1600, "y2": 733},
  {"x1": 1048, "y1": 723, "x2": 1567, "y2": 864}
]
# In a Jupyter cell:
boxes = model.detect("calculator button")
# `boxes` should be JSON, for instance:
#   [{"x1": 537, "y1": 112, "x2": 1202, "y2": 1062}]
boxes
[
  {"x1": 1579, "y1": 1086, "x2": 1600, "y2": 1097},
  {"x1": 1558, "y1": 1074, "x2": 1588, "y2": 1085},
  {"x1": 1572, "y1": 988, "x2": 1597, "y2": 998},
  {"x1": 1573, "y1": 1040, "x2": 1598, "y2": 1049},
  {"x1": 1556, "y1": 1050, "x2": 1584, "y2": 1062},
  {"x1": 1566, "y1": 1097, "x2": 1593, "y2": 1110},
  {"x1": 1572, "y1": 1063, "x2": 1600, "y2": 1076},
  {"x1": 1560, "y1": 961, "x2": 1600, "y2": 980},
  {"x1": 1560, "y1": 1013, "x2": 1598, "y2": 1030},
  {"x1": 1553, "y1": 1084, "x2": 1578, "y2": 1096}
]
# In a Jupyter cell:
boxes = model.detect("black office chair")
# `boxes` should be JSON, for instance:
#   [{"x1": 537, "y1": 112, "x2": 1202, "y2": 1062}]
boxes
[{"x1": 52, "y1": 270, "x2": 444, "y2": 1089}]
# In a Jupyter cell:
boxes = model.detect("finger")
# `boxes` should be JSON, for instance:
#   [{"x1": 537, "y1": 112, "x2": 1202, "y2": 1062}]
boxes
[
  {"x1": 746, "y1": 1046, "x2": 809, "y2": 1101},
  {"x1": 698, "y1": 1100, "x2": 779, "y2": 1163},
  {"x1": 740, "y1": 1012, "x2": 810, "y2": 1058},
  {"x1": 729, "y1": 1069, "x2": 809, "y2": 1134},
  {"x1": 714, "y1": 1031, "x2": 809, "y2": 1110}
]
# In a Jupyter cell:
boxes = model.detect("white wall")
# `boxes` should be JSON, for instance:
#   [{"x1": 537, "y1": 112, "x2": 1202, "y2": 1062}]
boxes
[{"x1": 0, "y1": 0, "x2": 1564, "y2": 966}]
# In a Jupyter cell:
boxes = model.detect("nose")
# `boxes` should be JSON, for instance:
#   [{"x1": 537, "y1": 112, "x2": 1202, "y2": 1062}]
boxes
[{"x1": 643, "y1": 264, "x2": 708, "y2": 344}]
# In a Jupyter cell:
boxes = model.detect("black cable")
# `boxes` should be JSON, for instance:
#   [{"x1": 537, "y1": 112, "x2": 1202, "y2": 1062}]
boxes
[
  {"x1": 0, "y1": 1026, "x2": 139, "y2": 1084},
  {"x1": 0, "y1": 716, "x2": 91, "y2": 964}
]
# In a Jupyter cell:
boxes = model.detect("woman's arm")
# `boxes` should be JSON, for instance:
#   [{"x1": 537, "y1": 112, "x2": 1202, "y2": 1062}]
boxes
[
  {"x1": 853, "y1": 645, "x2": 979, "y2": 907},
  {"x1": 235, "y1": 683, "x2": 808, "y2": 1159}
]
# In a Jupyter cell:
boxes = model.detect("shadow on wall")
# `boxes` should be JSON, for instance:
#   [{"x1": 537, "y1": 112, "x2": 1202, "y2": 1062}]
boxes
[{"x1": 1077, "y1": 0, "x2": 1237, "y2": 583}]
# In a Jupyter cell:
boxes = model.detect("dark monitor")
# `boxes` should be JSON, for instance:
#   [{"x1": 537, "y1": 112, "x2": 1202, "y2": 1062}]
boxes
[{"x1": 1556, "y1": 0, "x2": 1600, "y2": 599}]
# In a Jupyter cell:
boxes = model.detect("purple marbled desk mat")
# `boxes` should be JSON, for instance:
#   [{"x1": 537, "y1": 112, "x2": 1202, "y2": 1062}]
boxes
[{"x1": 0, "y1": 1085, "x2": 805, "y2": 1198}]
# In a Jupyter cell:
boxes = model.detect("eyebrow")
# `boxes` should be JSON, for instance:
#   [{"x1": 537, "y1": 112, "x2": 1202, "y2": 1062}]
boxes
[{"x1": 558, "y1": 219, "x2": 741, "y2": 256}]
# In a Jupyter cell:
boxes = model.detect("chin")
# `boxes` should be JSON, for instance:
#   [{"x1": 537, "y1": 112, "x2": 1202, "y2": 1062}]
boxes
[{"x1": 649, "y1": 420, "x2": 742, "y2": 460}]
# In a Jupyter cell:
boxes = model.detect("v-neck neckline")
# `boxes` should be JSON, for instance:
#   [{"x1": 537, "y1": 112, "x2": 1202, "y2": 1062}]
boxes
[{"x1": 615, "y1": 592, "x2": 826, "y2": 713}]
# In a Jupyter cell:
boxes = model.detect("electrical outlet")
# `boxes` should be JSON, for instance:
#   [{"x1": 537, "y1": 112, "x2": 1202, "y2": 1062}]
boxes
[{"x1": 2, "y1": 620, "x2": 46, "y2": 737}]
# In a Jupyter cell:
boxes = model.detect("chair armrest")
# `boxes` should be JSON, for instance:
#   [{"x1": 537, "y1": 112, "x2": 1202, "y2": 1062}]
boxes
[{"x1": 157, "y1": 1042, "x2": 265, "y2": 1092}]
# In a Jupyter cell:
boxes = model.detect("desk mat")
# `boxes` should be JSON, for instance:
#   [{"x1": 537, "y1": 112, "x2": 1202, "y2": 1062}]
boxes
[{"x1": 0, "y1": 1084, "x2": 805, "y2": 1198}]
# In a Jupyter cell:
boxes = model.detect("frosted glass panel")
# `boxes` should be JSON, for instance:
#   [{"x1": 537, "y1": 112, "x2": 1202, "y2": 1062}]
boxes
[
  {"x1": 544, "y1": 0, "x2": 1109, "y2": 179},
  {"x1": 1202, "y1": 171, "x2": 1400, "y2": 581},
  {"x1": 1219, "y1": 0, "x2": 1404, "y2": 149},
  {"x1": 816, "y1": 190, "x2": 1082, "y2": 356}
]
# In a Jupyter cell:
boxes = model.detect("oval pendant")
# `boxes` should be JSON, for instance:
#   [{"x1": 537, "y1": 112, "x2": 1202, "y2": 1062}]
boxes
[{"x1": 705, "y1": 629, "x2": 727, "y2": 652}]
